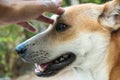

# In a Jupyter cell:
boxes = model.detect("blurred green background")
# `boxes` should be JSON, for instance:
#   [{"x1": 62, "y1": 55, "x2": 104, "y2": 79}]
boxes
[{"x1": 0, "y1": 0, "x2": 110, "y2": 79}]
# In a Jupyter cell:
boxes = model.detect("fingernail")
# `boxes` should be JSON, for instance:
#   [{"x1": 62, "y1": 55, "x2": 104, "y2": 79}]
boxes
[
  {"x1": 44, "y1": 19, "x2": 54, "y2": 24},
  {"x1": 28, "y1": 27, "x2": 36, "y2": 32},
  {"x1": 28, "y1": 28, "x2": 36, "y2": 32},
  {"x1": 17, "y1": 22, "x2": 36, "y2": 32},
  {"x1": 57, "y1": 8, "x2": 65, "y2": 15},
  {"x1": 47, "y1": 19, "x2": 54, "y2": 24},
  {"x1": 37, "y1": 15, "x2": 54, "y2": 24}
]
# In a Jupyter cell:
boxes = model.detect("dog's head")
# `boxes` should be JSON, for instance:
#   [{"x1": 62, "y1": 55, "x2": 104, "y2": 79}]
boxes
[{"x1": 16, "y1": 0, "x2": 120, "y2": 78}]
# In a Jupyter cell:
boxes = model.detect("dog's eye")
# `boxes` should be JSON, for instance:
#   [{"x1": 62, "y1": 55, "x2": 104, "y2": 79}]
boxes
[{"x1": 56, "y1": 23, "x2": 68, "y2": 32}]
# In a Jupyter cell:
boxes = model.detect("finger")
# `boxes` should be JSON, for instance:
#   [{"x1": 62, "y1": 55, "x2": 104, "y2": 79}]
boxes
[
  {"x1": 37, "y1": 15, "x2": 54, "y2": 24},
  {"x1": 48, "y1": 7, "x2": 65, "y2": 15},
  {"x1": 55, "y1": 7, "x2": 65, "y2": 15},
  {"x1": 17, "y1": 22, "x2": 36, "y2": 32}
]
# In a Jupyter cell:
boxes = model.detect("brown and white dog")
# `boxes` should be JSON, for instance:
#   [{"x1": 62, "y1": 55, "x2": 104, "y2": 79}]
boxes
[{"x1": 16, "y1": 0, "x2": 120, "y2": 80}]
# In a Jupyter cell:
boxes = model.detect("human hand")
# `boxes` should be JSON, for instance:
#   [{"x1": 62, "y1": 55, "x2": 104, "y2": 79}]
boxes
[
  {"x1": 17, "y1": 0, "x2": 65, "y2": 32},
  {"x1": 0, "y1": 0, "x2": 65, "y2": 32},
  {"x1": 35, "y1": 0, "x2": 65, "y2": 24}
]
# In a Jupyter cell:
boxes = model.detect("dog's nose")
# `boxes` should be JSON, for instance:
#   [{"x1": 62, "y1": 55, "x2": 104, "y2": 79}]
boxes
[{"x1": 16, "y1": 43, "x2": 27, "y2": 56}]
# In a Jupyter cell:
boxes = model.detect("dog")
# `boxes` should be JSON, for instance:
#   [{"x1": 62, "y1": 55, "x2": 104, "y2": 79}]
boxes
[{"x1": 16, "y1": 0, "x2": 120, "y2": 80}]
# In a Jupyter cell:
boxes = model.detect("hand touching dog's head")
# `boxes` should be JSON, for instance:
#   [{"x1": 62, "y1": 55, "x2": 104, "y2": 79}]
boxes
[{"x1": 16, "y1": 0, "x2": 120, "y2": 80}]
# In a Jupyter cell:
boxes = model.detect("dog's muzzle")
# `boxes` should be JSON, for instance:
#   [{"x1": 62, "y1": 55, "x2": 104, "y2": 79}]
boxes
[
  {"x1": 16, "y1": 43, "x2": 76, "y2": 77},
  {"x1": 15, "y1": 43, "x2": 49, "y2": 64}
]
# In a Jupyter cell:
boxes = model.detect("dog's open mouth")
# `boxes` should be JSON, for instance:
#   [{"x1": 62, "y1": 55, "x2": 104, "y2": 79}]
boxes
[{"x1": 34, "y1": 52, "x2": 76, "y2": 77}]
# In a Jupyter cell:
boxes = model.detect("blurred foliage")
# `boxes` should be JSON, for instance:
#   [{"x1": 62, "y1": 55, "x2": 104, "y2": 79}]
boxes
[
  {"x1": 0, "y1": 25, "x2": 25, "y2": 77},
  {"x1": 0, "y1": 0, "x2": 109, "y2": 78}
]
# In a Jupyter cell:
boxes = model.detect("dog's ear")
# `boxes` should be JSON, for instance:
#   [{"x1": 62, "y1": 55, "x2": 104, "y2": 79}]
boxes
[{"x1": 99, "y1": 0, "x2": 120, "y2": 31}]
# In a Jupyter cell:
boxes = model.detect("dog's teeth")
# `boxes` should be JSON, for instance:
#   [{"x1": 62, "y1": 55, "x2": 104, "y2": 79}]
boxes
[
  {"x1": 63, "y1": 55, "x2": 69, "y2": 59},
  {"x1": 35, "y1": 68, "x2": 40, "y2": 73},
  {"x1": 55, "y1": 60, "x2": 59, "y2": 64},
  {"x1": 38, "y1": 66, "x2": 44, "y2": 72},
  {"x1": 35, "y1": 63, "x2": 44, "y2": 72},
  {"x1": 35, "y1": 63, "x2": 38, "y2": 68},
  {"x1": 60, "y1": 57, "x2": 64, "y2": 61}
]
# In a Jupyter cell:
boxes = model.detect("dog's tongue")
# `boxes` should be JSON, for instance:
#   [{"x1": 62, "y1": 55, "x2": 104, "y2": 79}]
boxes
[
  {"x1": 41, "y1": 64, "x2": 49, "y2": 69},
  {"x1": 35, "y1": 63, "x2": 49, "y2": 72}
]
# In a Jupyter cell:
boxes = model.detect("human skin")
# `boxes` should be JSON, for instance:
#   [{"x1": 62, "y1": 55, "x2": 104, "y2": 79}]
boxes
[{"x1": 0, "y1": 0, "x2": 64, "y2": 32}]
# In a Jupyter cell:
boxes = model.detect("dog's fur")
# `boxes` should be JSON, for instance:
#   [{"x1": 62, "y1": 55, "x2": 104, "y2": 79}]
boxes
[{"x1": 17, "y1": 0, "x2": 120, "y2": 80}]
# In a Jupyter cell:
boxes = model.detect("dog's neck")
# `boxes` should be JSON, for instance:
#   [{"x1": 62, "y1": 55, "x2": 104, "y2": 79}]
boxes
[
  {"x1": 72, "y1": 32, "x2": 110, "y2": 80},
  {"x1": 73, "y1": 64, "x2": 109, "y2": 80}
]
